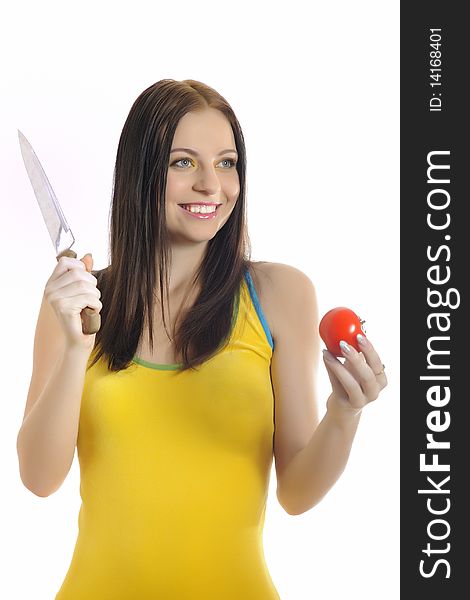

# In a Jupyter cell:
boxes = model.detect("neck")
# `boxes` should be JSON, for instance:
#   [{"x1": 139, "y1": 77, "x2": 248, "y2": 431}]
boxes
[{"x1": 156, "y1": 241, "x2": 208, "y2": 300}]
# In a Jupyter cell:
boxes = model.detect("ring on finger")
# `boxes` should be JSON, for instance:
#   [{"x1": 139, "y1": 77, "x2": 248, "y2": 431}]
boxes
[{"x1": 374, "y1": 363, "x2": 386, "y2": 376}]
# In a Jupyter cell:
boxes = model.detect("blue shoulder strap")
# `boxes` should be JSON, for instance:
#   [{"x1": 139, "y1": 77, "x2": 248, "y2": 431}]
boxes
[{"x1": 243, "y1": 268, "x2": 275, "y2": 350}]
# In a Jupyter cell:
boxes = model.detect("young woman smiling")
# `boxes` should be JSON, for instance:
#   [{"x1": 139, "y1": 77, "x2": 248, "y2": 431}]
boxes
[{"x1": 17, "y1": 79, "x2": 387, "y2": 599}]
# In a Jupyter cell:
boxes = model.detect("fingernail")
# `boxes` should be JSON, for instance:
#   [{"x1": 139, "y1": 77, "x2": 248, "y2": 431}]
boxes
[
  {"x1": 357, "y1": 334, "x2": 367, "y2": 346},
  {"x1": 339, "y1": 340, "x2": 351, "y2": 354},
  {"x1": 322, "y1": 349, "x2": 334, "y2": 360}
]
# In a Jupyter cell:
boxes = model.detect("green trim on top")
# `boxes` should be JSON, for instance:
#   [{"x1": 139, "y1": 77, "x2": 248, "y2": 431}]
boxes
[
  {"x1": 131, "y1": 355, "x2": 182, "y2": 370},
  {"x1": 131, "y1": 280, "x2": 242, "y2": 371}
]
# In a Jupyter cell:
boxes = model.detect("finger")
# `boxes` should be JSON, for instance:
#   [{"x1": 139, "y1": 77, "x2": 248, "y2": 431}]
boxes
[
  {"x1": 323, "y1": 350, "x2": 364, "y2": 407},
  {"x1": 81, "y1": 253, "x2": 93, "y2": 273},
  {"x1": 355, "y1": 335, "x2": 388, "y2": 387},
  {"x1": 50, "y1": 256, "x2": 85, "y2": 284},
  {"x1": 339, "y1": 340, "x2": 382, "y2": 401},
  {"x1": 322, "y1": 352, "x2": 346, "y2": 398}
]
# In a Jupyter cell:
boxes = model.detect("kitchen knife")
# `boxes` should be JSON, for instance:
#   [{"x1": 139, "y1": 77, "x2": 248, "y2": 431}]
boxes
[{"x1": 18, "y1": 130, "x2": 101, "y2": 335}]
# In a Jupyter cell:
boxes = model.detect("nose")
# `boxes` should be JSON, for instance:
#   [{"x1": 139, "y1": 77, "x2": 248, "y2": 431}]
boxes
[{"x1": 192, "y1": 165, "x2": 222, "y2": 196}]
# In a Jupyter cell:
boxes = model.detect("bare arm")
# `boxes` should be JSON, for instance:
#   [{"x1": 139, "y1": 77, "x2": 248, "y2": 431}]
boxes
[
  {"x1": 278, "y1": 409, "x2": 362, "y2": 515},
  {"x1": 16, "y1": 254, "x2": 101, "y2": 497},
  {"x1": 267, "y1": 263, "x2": 387, "y2": 516},
  {"x1": 278, "y1": 337, "x2": 387, "y2": 516},
  {"x1": 17, "y1": 345, "x2": 92, "y2": 497}
]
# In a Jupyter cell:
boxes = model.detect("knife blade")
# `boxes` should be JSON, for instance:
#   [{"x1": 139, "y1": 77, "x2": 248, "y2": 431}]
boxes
[{"x1": 18, "y1": 130, "x2": 100, "y2": 335}]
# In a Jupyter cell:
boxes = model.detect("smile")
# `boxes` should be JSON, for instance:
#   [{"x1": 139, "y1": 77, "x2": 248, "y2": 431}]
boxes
[{"x1": 178, "y1": 204, "x2": 221, "y2": 219}]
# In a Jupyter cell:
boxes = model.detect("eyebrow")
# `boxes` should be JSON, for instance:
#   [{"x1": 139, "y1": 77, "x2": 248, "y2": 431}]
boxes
[{"x1": 170, "y1": 147, "x2": 238, "y2": 156}]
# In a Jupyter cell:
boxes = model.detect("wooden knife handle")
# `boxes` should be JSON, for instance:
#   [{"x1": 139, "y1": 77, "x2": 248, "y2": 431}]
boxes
[{"x1": 56, "y1": 248, "x2": 101, "y2": 335}]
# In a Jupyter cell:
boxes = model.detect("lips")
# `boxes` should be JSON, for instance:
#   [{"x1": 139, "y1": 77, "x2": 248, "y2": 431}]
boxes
[
  {"x1": 178, "y1": 203, "x2": 220, "y2": 219},
  {"x1": 178, "y1": 203, "x2": 222, "y2": 207}
]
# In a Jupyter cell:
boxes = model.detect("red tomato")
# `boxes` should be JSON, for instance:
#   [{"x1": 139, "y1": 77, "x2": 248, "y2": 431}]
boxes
[{"x1": 319, "y1": 307, "x2": 366, "y2": 357}]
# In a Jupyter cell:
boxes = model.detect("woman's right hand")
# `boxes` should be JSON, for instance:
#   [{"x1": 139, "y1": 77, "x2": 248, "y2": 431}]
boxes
[{"x1": 44, "y1": 253, "x2": 102, "y2": 352}]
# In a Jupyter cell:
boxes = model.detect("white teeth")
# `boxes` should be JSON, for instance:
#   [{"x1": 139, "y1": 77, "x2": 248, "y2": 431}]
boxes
[{"x1": 182, "y1": 204, "x2": 217, "y2": 214}]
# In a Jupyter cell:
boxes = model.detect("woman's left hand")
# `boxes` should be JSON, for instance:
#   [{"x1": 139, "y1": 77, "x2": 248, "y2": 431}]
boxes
[{"x1": 322, "y1": 334, "x2": 388, "y2": 416}]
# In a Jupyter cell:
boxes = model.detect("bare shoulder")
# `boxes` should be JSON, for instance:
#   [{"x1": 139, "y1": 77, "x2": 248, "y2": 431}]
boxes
[{"x1": 250, "y1": 261, "x2": 317, "y2": 343}]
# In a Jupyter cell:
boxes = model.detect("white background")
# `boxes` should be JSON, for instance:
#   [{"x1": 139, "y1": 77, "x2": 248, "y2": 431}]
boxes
[{"x1": 1, "y1": 1, "x2": 399, "y2": 598}]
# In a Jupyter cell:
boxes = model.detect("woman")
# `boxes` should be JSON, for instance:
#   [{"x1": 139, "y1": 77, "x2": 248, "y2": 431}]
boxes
[{"x1": 17, "y1": 79, "x2": 388, "y2": 599}]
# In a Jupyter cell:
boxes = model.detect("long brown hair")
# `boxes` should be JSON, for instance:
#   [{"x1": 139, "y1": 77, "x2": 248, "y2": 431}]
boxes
[{"x1": 88, "y1": 79, "x2": 254, "y2": 373}]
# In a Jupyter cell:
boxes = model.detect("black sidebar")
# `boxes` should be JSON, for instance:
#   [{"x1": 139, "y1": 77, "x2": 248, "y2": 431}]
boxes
[{"x1": 401, "y1": 3, "x2": 468, "y2": 598}]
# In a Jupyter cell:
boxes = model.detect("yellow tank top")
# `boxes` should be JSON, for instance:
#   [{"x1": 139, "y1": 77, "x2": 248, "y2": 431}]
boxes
[{"x1": 55, "y1": 268, "x2": 281, "y2": 599}]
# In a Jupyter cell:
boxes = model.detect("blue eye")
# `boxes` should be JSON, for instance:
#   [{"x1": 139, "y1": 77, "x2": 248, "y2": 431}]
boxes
[
  {"x1": 219, "y1": 158, "x2": 237, "y2": 168},
  {"x1": 171, "y1": 157, "x2": 237, "y2": 169},
  {"x1": 173, "y1": 158, "x2": 192, "y2": 168}
]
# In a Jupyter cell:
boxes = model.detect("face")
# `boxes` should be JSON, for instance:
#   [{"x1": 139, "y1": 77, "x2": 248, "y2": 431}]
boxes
[{"x1": 165, "y1": 108, "x2": 240, "y2": 244}]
